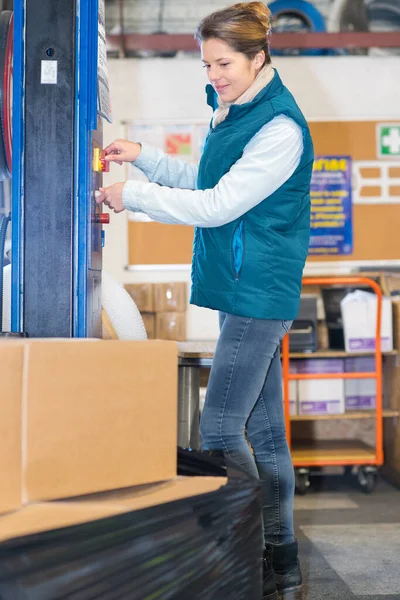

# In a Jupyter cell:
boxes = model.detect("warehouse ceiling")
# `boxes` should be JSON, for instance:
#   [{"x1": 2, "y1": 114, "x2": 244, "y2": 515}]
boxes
[
  {"x1": 104, "y1": 0, "x2": 400, "y2": 57},
  {"x1": 104, "y1": 0, "x2": 333, "y2": 34}
]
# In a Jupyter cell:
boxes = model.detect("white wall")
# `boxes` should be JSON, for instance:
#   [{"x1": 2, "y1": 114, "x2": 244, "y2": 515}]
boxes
[{"x1": 102, "y1": 56, "x2": 400, "y2": 340}]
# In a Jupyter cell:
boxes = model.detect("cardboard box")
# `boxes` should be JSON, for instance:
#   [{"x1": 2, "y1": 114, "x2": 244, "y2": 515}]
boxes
[
  {"x1": 391, "y1": 299, "x2": 400, "y2": 351},
  {"x1": 0, "y1": 343, "x2": 24, "y2": 515},
  {"x1": 125, "y1": 283, "x2": 154, "y2": 312},
  {"x1": 341, "y1": 290, "x2": 393, "y2": 352},
  {"x1": 366, "y1": 272, "x2": 400, "y2": 297},
  {"x1": 141, "y1": 312, "x2": 156, "y2": 339},
  {"x1": 154, "y1": 283, "x2": 187, "y2": 313},
  {"x1": 298, "y1": 380, "x2": 345, "y2": 416},
  {"x1": 23, "y1": 339, "x2": 178, "y2": 502},
  {"x1": 345, "y1": 357, "x2": 376, "y2": 411},
  {"x1": 317, "y1": 320, "x2": 329, "y2": 350},
  {"x1": 0, "y1": 477, "x2": 227, "y2": 543},
  {"x1": 294, "y1": 359, "x2": 345, "y2": 416},
  {"x1": 156, "y1": 312, "x2": 186, "y2": 341}
]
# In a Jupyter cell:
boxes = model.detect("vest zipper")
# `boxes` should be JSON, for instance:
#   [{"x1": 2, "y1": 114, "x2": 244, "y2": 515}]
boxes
[{"x1": 232, "y1": 220, "x2": 244, "y2": 281}]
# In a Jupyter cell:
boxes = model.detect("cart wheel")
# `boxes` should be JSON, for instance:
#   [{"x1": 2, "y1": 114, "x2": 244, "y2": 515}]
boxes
[
  {"x1": 358, "y1": 467, "x2": 378, "y2": 494},
  {"x1": 295, "y1": 469, "x2": 310, "y2": 495}
]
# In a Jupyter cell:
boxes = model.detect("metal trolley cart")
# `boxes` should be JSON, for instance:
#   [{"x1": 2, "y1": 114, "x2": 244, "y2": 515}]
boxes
[{"x1": 282, "y1": 276, "x2": 385, "y2": 494}]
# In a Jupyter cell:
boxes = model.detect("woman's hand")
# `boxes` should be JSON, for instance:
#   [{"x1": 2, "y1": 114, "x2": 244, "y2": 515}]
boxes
[
  {"x1": 102, "y1": 139, "x2": 141, "y2": 165},
  {"x1": 95, "y1": 183, "x2": 126, "y2": 213}
]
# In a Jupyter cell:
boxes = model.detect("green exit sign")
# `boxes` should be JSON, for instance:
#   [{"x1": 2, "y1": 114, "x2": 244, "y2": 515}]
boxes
[{"x1": 377, "y1": 124, "x2": 400, "y2": 158}]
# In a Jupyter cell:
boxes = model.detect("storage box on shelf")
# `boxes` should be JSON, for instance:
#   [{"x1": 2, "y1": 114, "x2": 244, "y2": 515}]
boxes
[
  {"x1": 156, "y1": 312, "x2": 186, "y2": 342},
  {"x1": 125, "y1": 283, "x2": 154, "y2": 313},
  {"x1": 345, "y1": 357, "x2": 376, "y2": 411},
  {"x1": 154, "y1": 283, "x2": 187, "y2": 313},
  {"x1": 125, "y1": 282, "x2": 188, "y2": 341},
  {"x1": 294, "y1": 359, "x2": 345, "y2": 416},
  {"x1": 341, "y1": 291, "x2": 393, "y2": 352},
  {"x1": 141, "y1": 312, "x2": 156, "y2": 339}
]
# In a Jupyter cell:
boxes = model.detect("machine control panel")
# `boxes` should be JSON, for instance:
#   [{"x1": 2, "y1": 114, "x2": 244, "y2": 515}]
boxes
[{"x1": 90, "y1": 127, "x2": 107, "y2": 272}]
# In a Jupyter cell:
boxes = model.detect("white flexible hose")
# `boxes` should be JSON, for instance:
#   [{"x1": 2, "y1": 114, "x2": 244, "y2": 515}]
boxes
[
  {"x1": 1, "y1": 263, "x2": 10, "y2": 332},
  {"x1": 101, "y1": 270, "x2": 147, "y2": 340}
]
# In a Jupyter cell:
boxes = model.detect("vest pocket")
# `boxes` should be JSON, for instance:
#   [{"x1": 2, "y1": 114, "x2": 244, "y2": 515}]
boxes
[{"x1": 232, "y1": 220, "x2": 244, "y2": 280}]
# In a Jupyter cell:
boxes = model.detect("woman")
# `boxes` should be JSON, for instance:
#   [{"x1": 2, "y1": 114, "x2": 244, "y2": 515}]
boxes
[{"x1": 97, "y1": 3, "x2": 313, "y2": 599}]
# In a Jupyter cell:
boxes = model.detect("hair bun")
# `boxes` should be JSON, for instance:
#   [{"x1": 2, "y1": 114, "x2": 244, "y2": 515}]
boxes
[{"x1": 245, "y1": 2, "x2": 272, "y2": 36}]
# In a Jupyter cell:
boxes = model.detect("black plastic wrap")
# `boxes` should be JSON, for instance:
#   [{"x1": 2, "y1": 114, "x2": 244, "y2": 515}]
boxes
[{"x1": 0, "y1": 451, "x2": 263, "y2": 599}]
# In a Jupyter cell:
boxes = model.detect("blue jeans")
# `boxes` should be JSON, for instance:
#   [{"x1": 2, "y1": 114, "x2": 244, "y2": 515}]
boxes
[{"x1": 200, "y1": 312, "x2": 295, "y2": 545}]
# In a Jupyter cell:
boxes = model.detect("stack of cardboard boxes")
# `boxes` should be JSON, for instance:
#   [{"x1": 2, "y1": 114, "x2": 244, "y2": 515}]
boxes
[
  {"x1": 125, "y1": 282, "x2": 187, "y2": 341},
  {"x1": 0, "y1": 338, "x2": 226, "y2": 541}
]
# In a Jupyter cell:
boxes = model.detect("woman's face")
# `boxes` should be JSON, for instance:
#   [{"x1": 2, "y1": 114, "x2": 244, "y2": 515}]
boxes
[{"x1": 201, "y1": 38, "x2": 264, "y2": 103}]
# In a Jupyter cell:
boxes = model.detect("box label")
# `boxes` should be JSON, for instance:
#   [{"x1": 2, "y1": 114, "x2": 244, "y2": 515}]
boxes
[
  {"x1": 349, "y1": 337, "x2": 391, "y2": 352},
  {"x1": 299, "y1": 400, "x2": 342, "y2": 415},
  {"x1": 346, "y1": 396, "x2": 376, "y2": 410},
  {"x1": 41, "y1": 61, "x2": 57, "y2": 85},
  {"x1": 294, "y1": 359, "x2": 344, "y2": 374}
]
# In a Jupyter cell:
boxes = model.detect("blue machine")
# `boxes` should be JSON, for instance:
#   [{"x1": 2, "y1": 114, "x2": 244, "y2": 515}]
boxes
[{"x1": 10, "y1": 0, "x2": 110, "y2": 337}]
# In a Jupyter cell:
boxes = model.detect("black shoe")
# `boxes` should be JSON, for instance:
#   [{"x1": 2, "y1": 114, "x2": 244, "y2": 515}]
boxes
[
  {"x1": 263, "y1": 546, "x2": 279, "y2": 600},
  {"x1": 269, "y1": 540, "x2": 303, "y2": 600}
]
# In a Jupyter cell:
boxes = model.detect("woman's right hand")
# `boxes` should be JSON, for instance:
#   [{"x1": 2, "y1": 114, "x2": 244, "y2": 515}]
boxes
[{"x1": 102, "y1": 139, "x2": 141, "y2": 165}]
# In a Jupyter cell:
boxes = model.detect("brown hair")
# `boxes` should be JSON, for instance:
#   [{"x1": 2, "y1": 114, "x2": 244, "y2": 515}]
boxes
[{"x1": 195, "y1": 2, "x2": 272, "y2": 66}]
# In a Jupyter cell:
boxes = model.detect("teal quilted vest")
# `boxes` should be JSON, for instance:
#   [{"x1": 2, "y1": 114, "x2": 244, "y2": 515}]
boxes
[{"x1": 191, "y1": 71, "x2": 313, "y2": 320}]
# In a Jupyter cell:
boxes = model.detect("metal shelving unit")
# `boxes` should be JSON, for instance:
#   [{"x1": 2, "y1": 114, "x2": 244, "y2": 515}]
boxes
[{"x1": 282, "y1": 276, "x2": 389, "y2": 493}]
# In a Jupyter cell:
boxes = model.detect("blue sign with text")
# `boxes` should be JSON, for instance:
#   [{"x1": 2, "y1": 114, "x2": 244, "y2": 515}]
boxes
[{"x1": 309, "y1": 156, "x2": 353, "y2": 256}]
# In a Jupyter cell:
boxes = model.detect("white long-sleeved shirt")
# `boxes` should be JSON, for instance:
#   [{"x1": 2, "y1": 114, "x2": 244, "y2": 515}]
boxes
[{"x1": 122, "y1": 115, "x2": 303, "y2": 228}]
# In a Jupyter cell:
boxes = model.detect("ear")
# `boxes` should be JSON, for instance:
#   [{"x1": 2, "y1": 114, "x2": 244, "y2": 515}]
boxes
[{"x1": 253, "y1": 50, "x2": 265, "y2": 70}]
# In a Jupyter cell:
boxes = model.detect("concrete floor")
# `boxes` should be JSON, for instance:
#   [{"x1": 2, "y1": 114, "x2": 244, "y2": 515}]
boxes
[{"x1": 294, "y1": 475, "x2": 400, "y2": 600}]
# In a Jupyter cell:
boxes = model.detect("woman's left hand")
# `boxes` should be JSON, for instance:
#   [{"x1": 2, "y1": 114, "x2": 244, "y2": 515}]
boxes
[{"x1": 95, "y1": 182, "x2": 126, "y2": 213}]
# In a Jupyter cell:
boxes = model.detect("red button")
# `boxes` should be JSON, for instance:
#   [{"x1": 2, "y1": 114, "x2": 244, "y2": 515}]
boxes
[
  {"x1": 93, "y1": 213, "x2": 110, "y2": 224},
  {"x1": 100, "y1": 158, "x2": 110, "y2": 172},
  {"x1": 100, "y1": 151, "x2": 110, "y2": 172}
]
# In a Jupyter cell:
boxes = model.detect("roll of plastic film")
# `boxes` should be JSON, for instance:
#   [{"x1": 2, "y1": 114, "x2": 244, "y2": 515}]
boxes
[
  {"x1": 268, "y1": 0, "x2": 328, "y2": 56},
  {"x1": 329, "y1": 0, "x2": 369, "y2": 32},
  {"x1": 367, "y1": 0, "x2": 400, "y2": 55},
  {"x1": 328, "y1": 0, "x2": 369, "y2": 55},
  {"x1": 368, "y1": 0, "x2": 400, "y2": 26}
]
